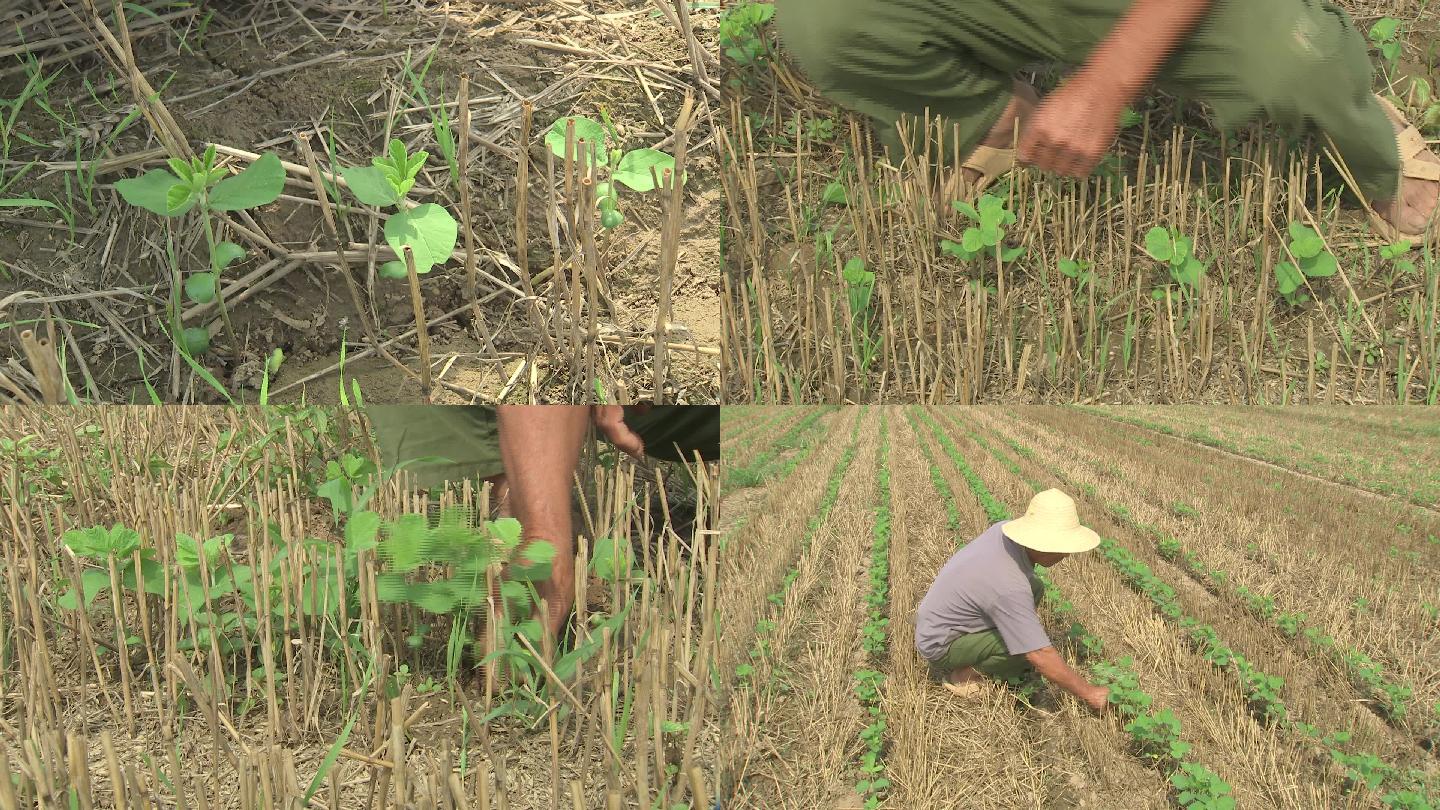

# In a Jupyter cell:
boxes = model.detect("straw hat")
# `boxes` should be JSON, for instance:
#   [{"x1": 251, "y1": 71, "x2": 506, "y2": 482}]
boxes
[{"x1": 1002, "y1": 489, "x2": 1100, "y2": 553}]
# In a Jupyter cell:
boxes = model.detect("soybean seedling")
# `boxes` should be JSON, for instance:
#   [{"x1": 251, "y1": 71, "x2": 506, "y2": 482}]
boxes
[
  {"x1": 115, "y1": 145, "x2": 285, "y2": 354},
  {"x1": 339, "y1": 138, "x2": 459, "y2": 280},
  {"x1": 941, "y1": 194, "x2": 1027, "y2": 264},
  {"x1": 1058, "y1": 258, "x2": 1095, "y2": 293},
  {"x1": 1274, "y1": 221, "x2": 1338, "y2": 306},
  {"x1": 1369, "y1": 17, "x2": 1404, "y2": 77},
  {"x1": 842, "y1": 257, "x2": 881, "y2": 378},
  {"x1": 1144, "y1": 226, "x2": 1206, "y2": 300},
  {"x1": 718, "y1": 2, "x2": 776, "y2": 88},
  {"x1": 543, "y1": 109, "x2": 683, "y2": 230}
]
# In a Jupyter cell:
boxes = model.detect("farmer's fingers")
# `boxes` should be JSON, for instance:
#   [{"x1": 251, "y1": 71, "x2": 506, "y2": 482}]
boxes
[{"x1": 592, "y1": 405, "x2": 645, "y2": 459}]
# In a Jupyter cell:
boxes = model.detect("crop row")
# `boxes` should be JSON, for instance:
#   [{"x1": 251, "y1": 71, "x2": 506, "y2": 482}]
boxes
[
  {"x1": 853, "y1": 411, "x2": 892, "y2": 809},
  {"x1": 960, "y1": 412, "x2": 1432, "y2": 710},
  {"x1": 723, "y1": 406, "x2": 835, "y2": 490},
  {"x1": 973, "y1": 410, "x2": 1435, "y2": 743},
  {"x1": 721, "y1": 407, "x2": 802, "y2": 452},
  {"x1": 911, "y1": 409, "x2": 1237, "y2": 809},
  {"x1": 1071, "y1": 406, "x2": 1439, "y2": 509},
  {"x1": 735, "y1": 408, "x2": 866, "y2": 686},
  {"x1": 719, "y1": 408, "x2": 839, "y2": 552},
  {"x1": 963, "y1": 418, "x2": 1439, "y2": 808}
]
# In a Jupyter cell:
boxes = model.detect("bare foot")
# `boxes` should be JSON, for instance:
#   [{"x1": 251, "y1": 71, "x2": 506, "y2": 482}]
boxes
[
  {"x1": 1371, "y1": 106, "x2": 1440, "y2": 238},
  {"x1": 941, "y1": 665, "x2": 987, "y2": 698}
]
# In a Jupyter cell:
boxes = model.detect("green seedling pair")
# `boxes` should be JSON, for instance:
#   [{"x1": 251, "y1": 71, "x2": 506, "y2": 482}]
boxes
[
  {"x1": 543, "y1": 111, "x2": 682, "y2": 231},
  {"x1": 842, "y1": 257, "x2": 882, "y2": 378},
  {"x1": 116, "y1": 145, "x2": 286, "y2": 354},
  {"x1": 1274, "y1": 221, "x2": 1338, "y2": 305},
  {"x1": 1144, "y1": 226, "x2": 1206, "y2": 299},
  {"x1": 339, "y1": 139, "x2": 459, "y2": 280},
  {"x1": 941, "y1": 194, "x2": 1027, "y2": 264}
]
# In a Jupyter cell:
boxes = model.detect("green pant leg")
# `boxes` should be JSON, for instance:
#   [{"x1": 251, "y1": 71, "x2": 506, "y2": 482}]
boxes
[
  {"x1": 928, "y1": 628, "x2": 1032, "y2": 682},
  {"x1": 1155, "y1": 0, "x2": 1398, "y2": 200},
  {"x1": 365, "y1": 406, "x2": 503, "y2": 490},
  {"x1": 774, "y1": 0, "x2": 1015, "y2": 166},
  {"x1": 622, "y1": 406, "x2": 720, "y2": 462}
]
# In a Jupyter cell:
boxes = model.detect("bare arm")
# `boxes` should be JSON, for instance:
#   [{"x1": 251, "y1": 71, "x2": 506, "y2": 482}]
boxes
[
  {"x1": 1024, "y1": 646, "x2": 1109, "y2": 711},
  {"x1": 1018, "y1": 0, "x2": 1213, "y2": 177},
  {"x1": 1081, "y1": 0, "x2": 1215, "y2": 108}
]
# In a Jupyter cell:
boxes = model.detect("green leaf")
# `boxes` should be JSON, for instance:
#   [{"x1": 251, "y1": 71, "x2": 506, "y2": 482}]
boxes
[
  {"x1": 952, "y1": 200, "x2": 978, "y2": 221},
  {"x1": 978, "y1": 223, "x2": 1001, "y2": 247},
  {"x1": 303, "y1": 713, "x2": 357, "y2": 802},
  {"x1": 175, "y1": 532, "x2": 202, "y2": 569},
  {"x1": 376, "y1": 573, "x2": 410, "y2": 603},
  {"x1": 184, "y1": 273, "x2": 217, "y2": 305},
  {"x1": 380, "y1": 513, "x2": 429, "y2": 572},
  {"x1": 490, "y1": 518, "x2": 523, "y2": 550},
  {"x1": 63, "y1": 525, "x2": 141, "y2": 559},
  {"x1": 821, "y1": 181, "x2": 849, "y2": 205},
  {"x1": 1371, "y1": 18, "x2": 1401, "y2": 41},
  {"x1": 116, "y1": 169, "x2": 194, "y2": 216},
  {"x1": 1299, "y1": 251, "x2": 1337, "y2": 278},
  {"x1": 590, "y1": 537, "x2": 633, "y2": 582},
  {"x1": 1144, "y1": 226, "x2": 1172, "y2": 261},
  {"x1": 409, "y1": 581, "x2": 457, "y2": 614},
  {"x1": 58, "y1": 568, "x2": 112, "y2": 610},
  {"x1": 1172, "y1": 257, "x2": 1205, "y2": 288},
  {"x1": 384, "y1": 203, "x2": 458, "y2": 274},
  {"x1": 521, "y1": 540, "x2": 556, "y2": 566},
  {"x1": 1000, "y1": 245, "x2": 1026, "y2": 263},
  {"x1": 339, "y1": 165, "x2": 401, "y2": 207},
  {"x1": 613, "y1": 148, "x2": 679, "y2": 193},
  {"x1": 180, "y1": 327, "x2": 211, "y2": 356},
  {"x1": 544, "y1": 117, "x2": 609, "y2": 167},
  {"x1": 208, "y1": 152, "x2": 285, "y2": 212},
  {"x1": 345, "y1": 511, "x2": 381, "y2": 555},
  {"x1": 1274, "y1": 262, "x2": 1303, "y2": 295},
  {"x1": 962, "y1": 228, "x2": 983, "y2": 253},
  {"x1": 210, "y1": 241, "x2": 244, "y2": 272},
  {"x1": 378, "y1": 260, "x2": 408, "y2": 280}
]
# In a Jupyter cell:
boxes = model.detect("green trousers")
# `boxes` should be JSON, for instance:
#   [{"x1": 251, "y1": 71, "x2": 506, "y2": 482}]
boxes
[
  {"x1": 775, "y1": 0, "x2": 1400, "y2": 199},
  {"x1": 926, "y1": 628, "x2": 1033, "y2": 682},
  {"x1": 365, "y1": 406, "x2": 720, "y2": 489}
]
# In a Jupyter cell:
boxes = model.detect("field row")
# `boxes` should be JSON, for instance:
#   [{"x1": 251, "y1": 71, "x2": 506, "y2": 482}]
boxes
[{"x1": 719, "y1": 406, "x2": 1440, "y2": 808}]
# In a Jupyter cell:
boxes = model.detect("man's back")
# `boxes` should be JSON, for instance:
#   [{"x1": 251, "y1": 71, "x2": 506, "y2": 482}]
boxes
[{"x1": 914, "y1": 520, "x2": 1047, "y2": 660}]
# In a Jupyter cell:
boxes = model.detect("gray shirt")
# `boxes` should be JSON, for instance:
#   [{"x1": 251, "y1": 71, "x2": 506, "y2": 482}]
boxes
[{"x1": 914, "y1": 520, "x2": 1050, "y2": 660}]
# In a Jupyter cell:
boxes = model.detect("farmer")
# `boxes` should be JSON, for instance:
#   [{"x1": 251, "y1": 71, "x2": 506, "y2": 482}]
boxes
[
  {"x1": 915, "y1": 488, "x2": 1109, "y2": 711},
  {"x1": 774, "y1": 0, "x2": 1440, "y2": 243},
  {"x1": 365, "y1": 405, "x2": 719, "y2": 636}
]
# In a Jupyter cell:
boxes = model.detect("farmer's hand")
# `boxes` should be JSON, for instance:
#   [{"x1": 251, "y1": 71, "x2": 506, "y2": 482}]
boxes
[
  {"x1": 592, "y1": 405, "x2": 644, "y2": 459},
  {"x1": 1017, "y1": 74, "x2": 1125, "y2": 178},
  {"x1": 1082, "y1": 684, "x2": 1111, "y2": 713}
]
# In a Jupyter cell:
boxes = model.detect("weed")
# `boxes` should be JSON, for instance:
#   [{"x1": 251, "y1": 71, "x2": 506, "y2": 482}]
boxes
[
  {"x1": 842, "y1": 258, "x2": 882, "y2": 378},
  {"x1": 1058, "y1": 258, "x2": 1095, "y2": 292},
  {"x1": 719, "y1": 2, "x2": 776, "y2": 83}
]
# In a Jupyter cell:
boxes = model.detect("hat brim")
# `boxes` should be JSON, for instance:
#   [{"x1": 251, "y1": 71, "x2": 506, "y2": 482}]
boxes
[{"x1": 1002, "y1": 518, "x2": 1100, "y2": 554}]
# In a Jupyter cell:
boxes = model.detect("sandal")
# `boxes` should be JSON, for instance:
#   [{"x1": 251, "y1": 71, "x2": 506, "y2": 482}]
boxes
[
  {"x1": 960, "y1": 143, "x2": 1017, "y2": 197},
  {"x1": 1368, "y1": 94, "x2": 1440, "y2": 243}
]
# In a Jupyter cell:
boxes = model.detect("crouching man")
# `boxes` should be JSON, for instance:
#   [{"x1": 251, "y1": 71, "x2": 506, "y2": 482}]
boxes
[{"x1": 915, "y1": 488, "x2": 1109, "y2": 712}]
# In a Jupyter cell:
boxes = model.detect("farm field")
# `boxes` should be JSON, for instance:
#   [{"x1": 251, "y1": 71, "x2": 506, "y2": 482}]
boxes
[
  {"x1": 721, "y1": 0, "x2": 1440, "y2": 403},
  {"x1": 1078, "y1": 404, "x2": 1440, "y2": 508},
  {"x1": 0, "y1": 406, "x2": 719, "y2": 807},
  {"x1": 717, "y1": 405, "x2": 1440, "y2": 809},
  {"x1": 1, "y1": 1, "x2": 719, "y2": 404}
]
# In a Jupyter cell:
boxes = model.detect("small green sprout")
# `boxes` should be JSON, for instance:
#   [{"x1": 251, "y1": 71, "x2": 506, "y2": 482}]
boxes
[
  {"x1": 941, "y1": 194, "x2": 1026, "y2": 263},
  {"x1": 1368, "y1": 17, "x2": 1403, "y2": 74},
  {"x1": 543, "y1": 114, "x2": 682, "y2": 230},
  {"x1": 339, "y1": 139, "x2": 458, "y2": 280},
  {"x1": 1274, "y1": 221, "x2": 1338, "y2": 306},
  {"x1": 1144, "y1": 226, "x2": 1206, "y2": 298}
]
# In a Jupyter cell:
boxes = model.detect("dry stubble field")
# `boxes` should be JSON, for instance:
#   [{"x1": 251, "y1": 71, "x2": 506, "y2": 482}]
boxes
[{"x1": 716, "y1": 405, "x2": 1440, "y2": 809}]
